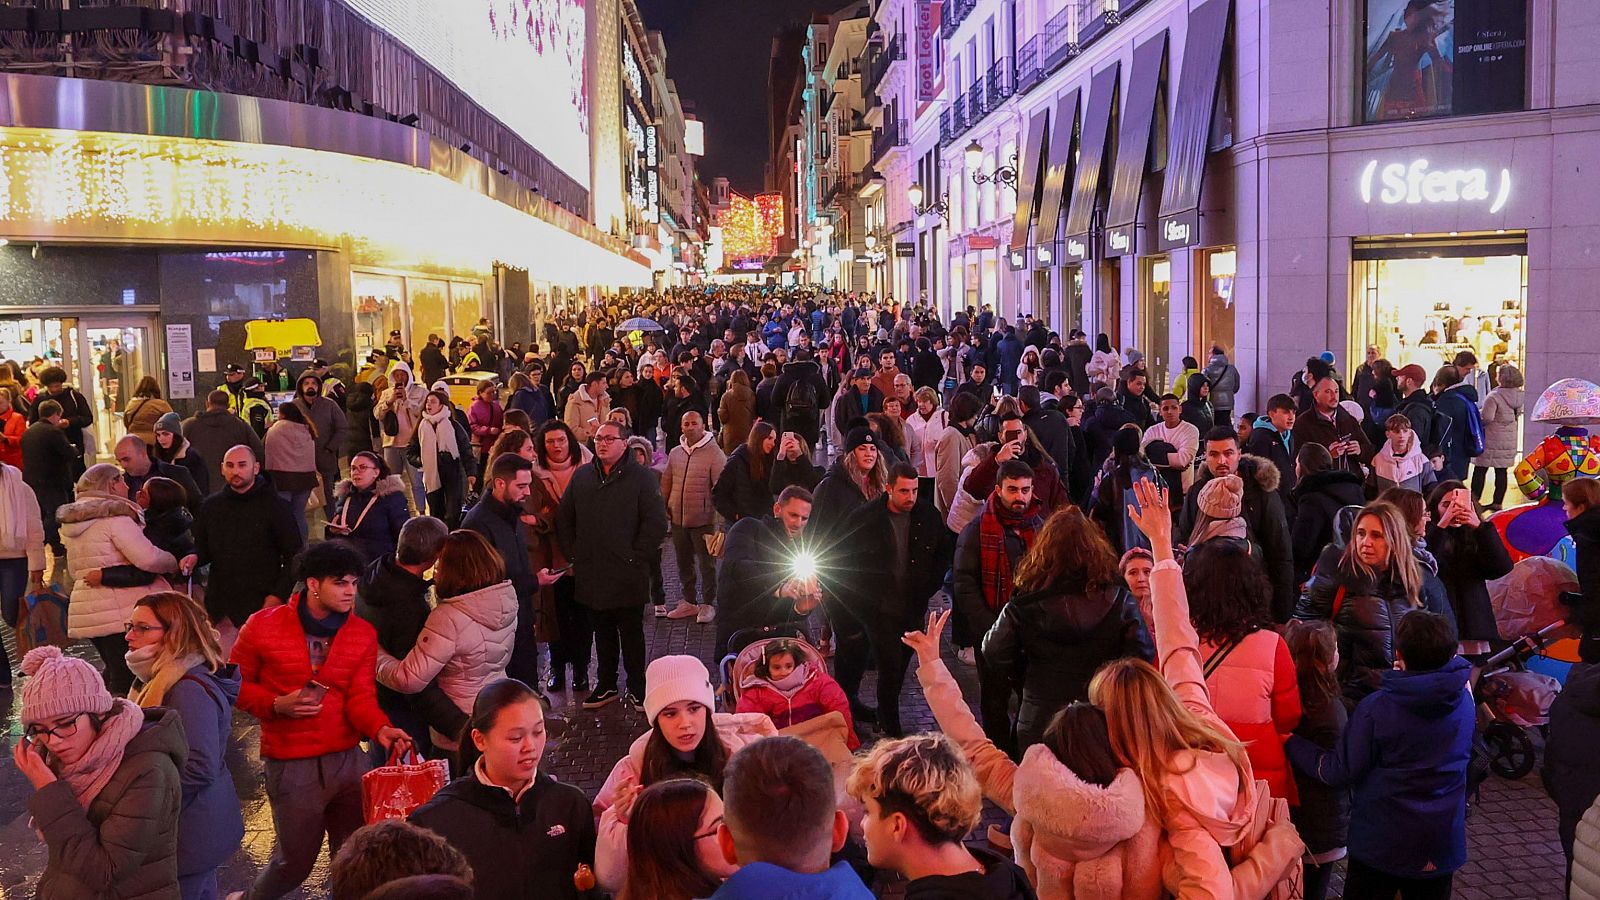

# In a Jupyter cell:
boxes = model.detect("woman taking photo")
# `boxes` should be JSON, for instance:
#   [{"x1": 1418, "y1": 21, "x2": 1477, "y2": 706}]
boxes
[
  {"x1": 982, "y1": 506, "x2": 1154, "y2": 751},
  {"x1": 328, "y1": 451, "x2": 409, "y2": 562},
  {"x1": 13, "y1": 645, "x2": 184, "y2": 898},
  {"x1": 712, "y1": 421, "x2": 777, "y2": 524},
  {"x1": 58, "y1": 463, "x2": 178, "y2": 693},
  {"x1": 264, "y1": 402, "x2": 319, "y2": 542},
  {"x1": 592, "y1": 655, "x2": 777, "y2": 892},
  {"x1": 413, "y1": 389, "x2": 468, "y2": 529},
  {"x1": 409, "y1": 679, "x2": 597, "y2": 900},
  {"x1": 1426, "y1": 479, "x2": 1513, "y2": 655},
  {"x1": 378, "y1": 530, "x2": 530, "y2": 754},
  {"x1": 125, "y1": 591, "x2": 244, "y2": 900},
  {"x1": 1295, "y1": 501, "x2": 1423, "y2": 704},
  {"x1": 616, "y1": 778, "x2": 738, "y2": 900}
]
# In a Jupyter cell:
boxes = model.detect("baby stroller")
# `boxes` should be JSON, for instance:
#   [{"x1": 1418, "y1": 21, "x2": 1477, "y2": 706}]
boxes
[
  {"x1": 1473, "y1": 619, "x2": 1566, "y2": 779},
  {"x1": 717, "y1": 623, "x2": 808, "y2": 711}
]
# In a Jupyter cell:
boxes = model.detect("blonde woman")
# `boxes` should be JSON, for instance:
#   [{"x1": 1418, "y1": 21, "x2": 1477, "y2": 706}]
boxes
[
  {"x1": 1294, "y1": 501, "x2": 1423, "y2": 705},
  {"x1": 1090, "y1": 479, "x2": 1303, "y2": 898},
  {"x1": 125, "y1": 591, "x2": 244, "y2": 900}
]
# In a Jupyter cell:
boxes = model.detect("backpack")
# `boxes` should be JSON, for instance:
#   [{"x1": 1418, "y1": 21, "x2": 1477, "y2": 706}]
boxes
[
  {"x1": 783, "y1": 376, "x2": 819, "y2": 424},
  {"x1": 1460, "y1": 397, "x2": 1487, "y2": 457}
]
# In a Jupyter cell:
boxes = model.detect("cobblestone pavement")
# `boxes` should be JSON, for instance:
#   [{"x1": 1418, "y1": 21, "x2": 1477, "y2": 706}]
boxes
[{"x1": 0, "y1": 553, "x2": 1569, "y2": 899}]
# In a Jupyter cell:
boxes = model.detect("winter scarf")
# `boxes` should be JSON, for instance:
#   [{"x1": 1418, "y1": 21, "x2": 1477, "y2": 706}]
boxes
[
  {"x1": 1373, "y1": 430, "x2": 1428, "y2": 485},
  {"x1": 126, "y1": 646, "x2": 206, "y2": 708},
  {"x1": 0, "y1": 462, "x2": 32, "y2": 552},
  {"x1": 52, "y1": 698, "x2": 144, "y2": 809},
  {"x1": 979, "y1": 493, "x2": 1044, "y2": 614},
  {"x1": 418, "y1": 407, "x2": 459, "y2": 493},
  {"x1": 1189, "y1": 515, "x2": 1249, "y2": 547},
  {"x1": 758, "y1": 663, "x2": 811, "y2": 699}
]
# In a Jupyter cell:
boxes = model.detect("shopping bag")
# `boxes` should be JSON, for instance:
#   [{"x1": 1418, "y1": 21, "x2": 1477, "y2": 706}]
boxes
[
  {"x1": 15, "y1": 586, "x2": 69, "y2": 655},
  {"x1": 361, "y1": 747, "x2": 449, "y2": 823}
]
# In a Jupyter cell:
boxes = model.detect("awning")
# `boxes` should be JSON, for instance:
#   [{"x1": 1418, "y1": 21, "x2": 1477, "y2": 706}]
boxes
[
  {"x1": 1031, "y1": 87, "x2": 1080, "y2": 263},
  {"x1": 1063, "y1": 62, "x2": 1120, "y2": 263},
  {"x1": 1103, "y1": 31, "x2": 1168, "y2": 258},
  {"x1": 244, "y1": 318, "x2": 321, "y2": 351},
  {"x1": 1008, "y1": 109, "x2": 1052, "y2": 265},
  {"x1": 1156, "y1": 0, "x2": 1232, "y2": 251}
]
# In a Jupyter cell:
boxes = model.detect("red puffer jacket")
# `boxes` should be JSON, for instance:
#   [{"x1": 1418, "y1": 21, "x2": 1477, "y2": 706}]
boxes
[
  {"x1": 232, "y1": 594, "x2": 391, "y2": 760},
  {"x1": 736, "y1": 663, "x2": 860, "y2": 750}
]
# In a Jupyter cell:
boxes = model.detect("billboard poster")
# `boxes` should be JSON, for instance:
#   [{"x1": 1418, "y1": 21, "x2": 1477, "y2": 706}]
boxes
[
  {"x1": 917, "y1": 1, "x2": 943, "y2": 103},
  {"x1": 1363, "y1": 0, "x2": 1525, "y2": 123}
]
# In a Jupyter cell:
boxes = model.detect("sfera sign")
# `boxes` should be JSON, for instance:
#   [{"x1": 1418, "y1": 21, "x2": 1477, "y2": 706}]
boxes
[{"x1": 1359, "y1": 159, "x2": 1512, "y2": 214}]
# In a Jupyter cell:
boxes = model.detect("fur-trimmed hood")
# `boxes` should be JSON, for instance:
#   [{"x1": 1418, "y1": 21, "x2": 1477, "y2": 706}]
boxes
[
  {"x1": 1238, "y1": 452, "x2": 1281, "y2": 494},
  {"x1": 333, "y1": 473, "x2": 405, "y2": 503},
  {"x1": 57, "y1": 492, "x2": 144, "y2": 526},
  {"x1": 1013, "y1": 746, "x2": 1147, "y2": 859}
]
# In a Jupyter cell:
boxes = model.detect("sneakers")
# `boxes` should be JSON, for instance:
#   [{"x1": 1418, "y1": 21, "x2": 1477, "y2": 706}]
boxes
[
  {"x1": 956, "y1": 647, "x2": 977, "y2": 667},
  {"x1": 695, "y1": 604, "x2": 716, "y2": 624},
  {"x1": 665, "y1": 600, "x2": 700, "y2": 620},
  {"x1": 654, "y1": 604, "x2": 670, "y2": 618},
  {"x1": 582, "y1": 688, "x2": 619, "y2": 710},
  {"x1": 626, "y1": 692, "x2": 646, "y2": 712}
]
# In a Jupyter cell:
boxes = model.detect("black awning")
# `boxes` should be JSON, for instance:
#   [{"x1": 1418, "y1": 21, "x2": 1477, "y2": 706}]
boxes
[
  {"x1": 1156, "y1": 0, "x2": 1232, "y2": 251},
  {"x1": 1032, "y1": 87, "x2": 1081, "y2": 264},
  {"x1": 1063, "y1": 61, "x2": 1120, "y2": 263},
  {"x1": 1103, "y1": 30, "x2": 1167, "y2": 258},
  {"x1": 1008, "y1": 108, "x2": 1052, "y2": 257}
]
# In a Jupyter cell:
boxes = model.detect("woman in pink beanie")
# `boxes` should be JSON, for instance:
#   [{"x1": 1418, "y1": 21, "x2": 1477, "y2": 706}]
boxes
[
  {"x1": 12, "y1": 644, "x2": 185, "y2": 898},
  {"x1": 591, "y1": 654, "x2": 777, "y2": 893}
]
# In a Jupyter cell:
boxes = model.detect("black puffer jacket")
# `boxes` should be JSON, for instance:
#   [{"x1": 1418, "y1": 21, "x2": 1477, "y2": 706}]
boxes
[
  {"x1": 712, "y1": 444, "x2": 775, "y2": 523},
  {"x1": 1295, "y1": 543, "x2": 1417, "y2": 705},
  {"x1": 1567, "y1": 506, "x2": 1600, "y2": 664},
  {"x1": 1425, "y1": 521, "x2": 1514, "y2": 642},
  {"x1": 1290, "y1": 468, "x2": 1368, "y2": 583},
  {"x1": 982, "y1": 583, "x2": 1154, "y2": 750}
]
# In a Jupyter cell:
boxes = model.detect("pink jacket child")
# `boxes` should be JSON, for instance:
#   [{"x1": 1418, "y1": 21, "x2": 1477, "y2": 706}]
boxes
[{"x1": 736, "y1": 639, "x2": 860, "y2": 749}]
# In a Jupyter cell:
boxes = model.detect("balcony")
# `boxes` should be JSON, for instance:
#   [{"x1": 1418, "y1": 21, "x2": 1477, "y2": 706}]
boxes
[
  {"x1": 966, "y1": 80, "x2": 986, "y2": 123},
  {"x1": 1015, "y1": 36, "x2": 1043, "y2": 94},
  {"x1": 872, "y1": 118, "x2": 908, "y2": 162},
  {"x1": 941, "y1": 0, "x2": 979, "y2": 40},
  {"x1": 984, "y1": 58, "x2": 1014, "y2": 110},
  {"x1": 862, "y1": 34, "x2": 906, "y2": 96}
]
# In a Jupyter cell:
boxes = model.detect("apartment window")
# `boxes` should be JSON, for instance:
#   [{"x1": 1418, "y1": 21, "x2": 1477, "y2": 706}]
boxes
[{"x1": 1361, "y1": 0, "x2": 1527, "y2": 124}]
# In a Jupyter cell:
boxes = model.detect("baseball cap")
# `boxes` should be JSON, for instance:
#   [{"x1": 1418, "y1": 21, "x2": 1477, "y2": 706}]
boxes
[
  {"x1": 1397, "y1": 363, "x2": 1427, "y2": 385},
  {"x1": 223, "y1": 363, "x2": 243, "y2": 375}
]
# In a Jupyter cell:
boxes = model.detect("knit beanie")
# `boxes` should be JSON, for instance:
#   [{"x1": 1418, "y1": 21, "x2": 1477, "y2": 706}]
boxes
[
  {"x1": 19, "y1": 646, "x2": 114, "y2": 726},
  {"x1": 643, "y1": 655, "x2": 716, "y2": 725},
  {"x1": 844, "y1": 427, "x2": 878, "y2": 453},
  {"x1": 154, "y1": 411, "x2": 183, "y2": 436},
  {"x1": 1197, "y1": 474, "x2": 1244, "y2": 520}
]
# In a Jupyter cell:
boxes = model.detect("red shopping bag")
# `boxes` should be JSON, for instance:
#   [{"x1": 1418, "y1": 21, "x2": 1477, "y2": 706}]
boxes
[{"x1": 361, "y1": 748, "x2": 449, "y2": 823}]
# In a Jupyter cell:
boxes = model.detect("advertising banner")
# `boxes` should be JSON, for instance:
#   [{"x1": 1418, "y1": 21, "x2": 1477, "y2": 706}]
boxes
[
  {"x1": 917, "y1": 1, "x2": 944, "y2": 102},
  {"x1": 1363, "y1": 0, "x2": 1526, "y2": 123}
]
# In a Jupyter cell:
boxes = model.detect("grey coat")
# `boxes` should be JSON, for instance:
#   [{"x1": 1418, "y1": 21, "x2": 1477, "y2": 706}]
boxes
[
  {"x1": 30, "y1": 708, "x2": 185, "y2": 900},
  {"x1": 1473, "y1": 386, "x2": 1525, "y2": 468}
]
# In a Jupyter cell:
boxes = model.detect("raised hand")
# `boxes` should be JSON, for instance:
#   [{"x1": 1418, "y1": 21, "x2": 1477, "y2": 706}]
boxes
[
  {"x1": 902, "y1": 607, "x2": 951, "y2": 664},
  {"x1": 1126, "y1": 479, "x2": 1173, "y2": 559}
]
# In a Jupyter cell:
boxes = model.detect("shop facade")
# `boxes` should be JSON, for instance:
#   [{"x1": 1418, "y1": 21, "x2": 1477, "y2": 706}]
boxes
[{"x1": 993, "y1": 0, "x2": 1591, "y2": 445}]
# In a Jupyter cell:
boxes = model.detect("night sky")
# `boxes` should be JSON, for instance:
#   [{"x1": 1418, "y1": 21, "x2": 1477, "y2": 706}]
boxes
[{"x1": 637, "y1": 0, "x2": 845, "y2": 196}]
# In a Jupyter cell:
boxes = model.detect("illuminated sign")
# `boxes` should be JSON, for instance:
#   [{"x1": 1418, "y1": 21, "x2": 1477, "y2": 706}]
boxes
[
  {"x1": 646, "y1": 125, "x2": 659, "y2": 168},
  {"x1": 1105, "y1": 227, "x2": 1131, "y2": 255},
  {"x1": 1358, "y1": 159, "x2": 1512, "y2": 214},
  {"x1": 1065, "y1": 236, "x2": 1087, "y2": 260},
  {"x1": 684, "y1": 120, "x2": 705, "y2": 157},
  {"x1": 344, "y1": 0, "x2": 590, "y2": 188},
  {"x1": 623, "y1": 44, "x2": 643, "y2": 100}
]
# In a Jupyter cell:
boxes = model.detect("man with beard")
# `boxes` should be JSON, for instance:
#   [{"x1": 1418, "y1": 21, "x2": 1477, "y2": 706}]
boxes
[
  {"x1": 293, "y1": 372, "x2": 347, "y2": 508},
  {"x1": 192, "y1": 445, "x2": 303, "y2": 640},
  {"x1": 952, "y1": 459, "x2": 1042, "y2": 755},
  {"x1": 714, "y1": 486, "x2": 820, "y2": 659}
]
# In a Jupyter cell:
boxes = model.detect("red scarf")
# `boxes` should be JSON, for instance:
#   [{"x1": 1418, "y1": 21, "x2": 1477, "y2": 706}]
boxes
[{"x1": 978, "y1": 492, "x2": 1044, "y2": 614}]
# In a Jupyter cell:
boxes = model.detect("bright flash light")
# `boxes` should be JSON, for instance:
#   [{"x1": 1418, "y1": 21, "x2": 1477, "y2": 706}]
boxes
[{"x1": 791, "y1": 552, "x2": 818, "y2": 582}]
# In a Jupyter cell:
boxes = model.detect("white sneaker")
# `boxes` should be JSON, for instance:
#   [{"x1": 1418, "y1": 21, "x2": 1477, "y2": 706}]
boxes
[
  {"x1": 956, "y1": 647, "x2": 977, "y2": 666},
  {"x1": 654, "y1": 604, "x2": 669, "y2": 618},
  {"x1": 695, "y1": 604, "x2": 716, "y2": 624},
  {"x1": 665, "y1": 600, "x2": 700, "y2": 619}
]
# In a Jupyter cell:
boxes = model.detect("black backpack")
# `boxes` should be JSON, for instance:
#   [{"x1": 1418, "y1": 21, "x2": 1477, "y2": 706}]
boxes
[{"x1": 784, "y1": 376, "x2": 819, "y2": 424}]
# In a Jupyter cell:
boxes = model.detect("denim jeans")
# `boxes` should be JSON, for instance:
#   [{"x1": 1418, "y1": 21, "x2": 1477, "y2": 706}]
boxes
[{"x1": 277, "y1": 489, "x2": 310, "y2": 544}]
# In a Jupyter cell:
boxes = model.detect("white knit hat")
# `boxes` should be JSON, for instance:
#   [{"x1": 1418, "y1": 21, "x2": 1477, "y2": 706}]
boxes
[{"x1": 643, "y1": 655, "x2": 716, "y2": 725}]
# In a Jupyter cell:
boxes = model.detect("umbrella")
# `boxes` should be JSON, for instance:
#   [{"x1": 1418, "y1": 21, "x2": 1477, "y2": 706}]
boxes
[
  {"x1": 619, "y1": 317, "x2": 664, "y2": 333},
  {"x1": 1532, "y1": 378, "x2": 1600, "y2": 425}
]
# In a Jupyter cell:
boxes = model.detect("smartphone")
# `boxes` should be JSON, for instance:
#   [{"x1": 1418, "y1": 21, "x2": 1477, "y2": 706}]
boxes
[
  {"x1": 550, "y1": 564, "x2": 574, "y2": 576},
  {"x1": 300, "y1": 680, "x2": 330, "y2": 704}
]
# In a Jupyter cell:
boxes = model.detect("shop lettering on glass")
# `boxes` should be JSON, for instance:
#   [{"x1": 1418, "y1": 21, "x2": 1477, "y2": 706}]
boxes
[
  {"x1": 1106, "y1": 228, "x2": 1131, "y2": 253},
  {"x1": 1358, "y1": 159, "x2": 1512, "y2": 213}
]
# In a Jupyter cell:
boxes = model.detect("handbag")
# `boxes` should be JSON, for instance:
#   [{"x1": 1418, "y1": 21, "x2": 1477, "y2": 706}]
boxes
[
  {"x1": 15, "y1": 585, "x2": 69, "y2": 654},
  {"x1": 704, "y1": 530, "x2": 726, "y2": 558},
  {"x1": 361, "y1": 747, "x2": 450, "y2": 823}
]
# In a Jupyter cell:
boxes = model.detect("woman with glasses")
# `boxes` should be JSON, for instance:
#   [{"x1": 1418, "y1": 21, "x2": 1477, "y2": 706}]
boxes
[
  {"x1": 328, "y1": 450, "x2": 409, "y2": 562},
  {"x1": 616, "y1": 778, "x2": 737, "y2": 900},
  {"x1": 125, "y1": 590, "x2": 243, "y2": 900},
  {"x1": 12, "y1": 644, "x2": 184, "y2": 898}
]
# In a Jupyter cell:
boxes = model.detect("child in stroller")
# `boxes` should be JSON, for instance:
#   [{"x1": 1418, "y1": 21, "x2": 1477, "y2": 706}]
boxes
[{"x1": 728, "y1": 634, "x2": 860, "y2": 750}]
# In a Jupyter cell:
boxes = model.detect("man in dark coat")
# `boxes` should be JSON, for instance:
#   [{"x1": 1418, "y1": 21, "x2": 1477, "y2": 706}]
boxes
[
  {"x1": 21, "y1": 398, "x2": 77, "y2": 554},
  {"x1": 114, "y1": 434, "x2": 203, "y2": 517},
  {"x1": 28, "y1": 366, "x2": 93, "y2": 478},
  {"x1": 183, "y1": 390, "x2": 265, "y2": 488},
  {"x1": 294, "y1": 372, "x2": 348, "y2": 506},
  {"x1": 192, "y1": 445, "x2": 304, "y2": 629},
  {"x1": 771, "y1": 349, "x2": 829, "y2": 446},
  {"x1": 1019, "y1": 386, "x2": 1073, "y2": 486},
  {"x1": 832, "y1": 368, "x2": 885, "y2": 438},
  {"x1": 837, "y1": 462, "x2": 948, "y2": 737},
  {"x1": 556, "y1": 421, "x2": 669, "y2": 710},
  {"x1": 1245, "y1": 394, "x2": 1300, "y2": 503},
  {"x1": 909, "y1": 338, "x2": 943, "y2": 391},
  {"x1": 462, "y1": 453, "x2": 543, "y2": 687},
  {"x1": 1180, "y1": 427, "x2": 1296, "y2": 621},
  {"x1": 714, "y1": 486, "x2": 817, "y2": 660},
  {"x1": 1394, "y1": 364, "x2": 1442, "y2": 462},
  {"x1": 1062, "y1": 331, "x2": 1093, "y2": 397},
  {"x1": 1291, "y1": 377, "x2": 1375, "y2": 472}
]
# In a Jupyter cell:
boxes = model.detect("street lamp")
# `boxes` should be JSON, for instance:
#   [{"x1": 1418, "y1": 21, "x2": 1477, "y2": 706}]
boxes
[
  {"x1": 965, "y1": 139, "x2": 1018, "y2": 190},
  {"x1": 863, "y1": 234, "x2": 877, "y2": 251},
  {"x1": 907, "y1": 182, "x2": 949, "y2": 220},
  {"x1": 791, "y1": 248, "x2": 803, "y2": 259}
]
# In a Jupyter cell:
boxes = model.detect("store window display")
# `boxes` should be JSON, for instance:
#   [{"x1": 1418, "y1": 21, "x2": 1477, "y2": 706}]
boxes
[{"x1": 1353, "y1": 252, "x2": 1525, "y2": 378}]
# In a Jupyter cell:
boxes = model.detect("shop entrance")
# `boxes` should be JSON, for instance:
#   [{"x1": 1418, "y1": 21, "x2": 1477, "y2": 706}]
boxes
[
  {"x1": 1351, "y1": 235, "x2": 1527, "y2": 379},
  {"x1": 0, "y1": 313, "x2": 158, "y2": 463}
]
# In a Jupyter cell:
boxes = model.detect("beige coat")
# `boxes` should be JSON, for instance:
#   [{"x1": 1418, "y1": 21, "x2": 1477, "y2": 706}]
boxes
[
  {"x1": 122, "y1": 397, "x2": 173, "y2": 447},
  {"x1": 58, "y1": 494, "x2": 176, "y2": 639},
  {"x1": 1473, "y1": 386, "x2": 1525, "y2": 468},
  {"x1": 375, "y1": 580, "x2": 518, "y2": 749},
  {"x1": 661, "y1": 433, "x2": 726, "y2": 528},
  {"x1": 564, "y1": 388, "x2": 610, "y2": 443},
  {"x1": 717, "y1": 382, "x2": 755, "y2": 454}
]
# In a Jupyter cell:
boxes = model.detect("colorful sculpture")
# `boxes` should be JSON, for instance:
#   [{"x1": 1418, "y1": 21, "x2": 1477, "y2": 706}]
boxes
[{"x1": 1491, "y1": 378, "x2": 1600, "y2": 562}]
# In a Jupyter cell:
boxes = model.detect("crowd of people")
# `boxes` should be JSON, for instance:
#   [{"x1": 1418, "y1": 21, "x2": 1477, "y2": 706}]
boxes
[{"x1": 0, "y1": 286, "x2": 1590, "y2": 900}]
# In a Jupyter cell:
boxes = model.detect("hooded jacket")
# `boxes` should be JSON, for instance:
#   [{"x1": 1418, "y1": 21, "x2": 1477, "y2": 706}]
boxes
[
  {"x1": 1203, "y1": 352, "x2": 1240, "y2": 411},
  {"x1": 1434, "y1": 383, "x2": 1481, "y2": 479},
  {"x1": 1289, "y1": 468, "x2": 1367, "y2": 583},
  {"x1": 1199, "y1": 630, "x2": 1301, "y2": 802},
  {"x1": 377, "y1": 580, "x2": 518, "y2": 748},
  {"x1": 735, "y1": 643, "x2": 859, "y2": 749},
  {"x1": 29, "y1": 708, "x2": 185, "y2": 900},
  {"x1": 1244, "y1": 415, "x2": 1297, "y2": 499},
  {"x1": 165, "y1": 663, "x2": 246, "y2": 879},
  {"x1": 1286, "y1": 657, "x2": 1474, "y2": 878},
  {"x1": 1295, "y1": 543, "x2": 1416, "y2": 705},
  {"x1": 180, "y1": 408, "x2": 263, "y2": 489},
  {"x1": 58, "y1": 494, "x2": 176, "y2": 638},
  {"x1": 1180, "y1": 455, "x2": 1295, "y2": 621},
  {"x1": 330, "y1": 474, "x2": 410, "y2": 562},
  {"x1": 718, "y1": 380, "x2": 756, "y2": 453},
  {"x1": 1474, "y1": 385, "x2": 1524, "y2": 468},
  {"x1": 408, "y1": 770, "x2": 596, "y2": 900},
  {"x1": 374, "y1": 362, "x2": 429, "y2": 448}
]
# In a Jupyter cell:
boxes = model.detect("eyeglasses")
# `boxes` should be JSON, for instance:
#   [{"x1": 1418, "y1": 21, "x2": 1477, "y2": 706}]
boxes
[
  {"x1": 124, "y1": 621, "x2": 166, "y2": 636},
  {"x1": 594, "y1": 435, "x2": 623, "y2": 443},
  {"x1": 350, "y1": 464, "x2": 380, "y2": 473},
  {"x1": 25, "y1": 714, "x2": 87, "y2": 741}
]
